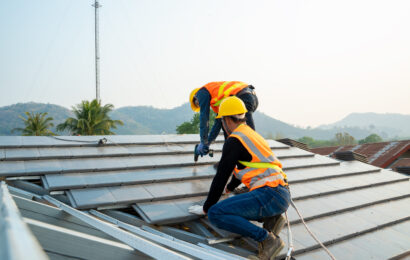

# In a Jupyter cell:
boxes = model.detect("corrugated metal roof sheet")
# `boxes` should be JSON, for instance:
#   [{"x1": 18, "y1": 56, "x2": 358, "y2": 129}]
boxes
[
  {"x1": 0, "y1": 182, "x2": 48, "y2": 260},
  {"x1": 311, "y1": 140, "x2": 410, "y2": 168},
  {"x1": 391, "y1": 158, "x2": 410, "y2": 171},
  {"x1": 0, "y1": 134, "x2": 409, "y2": 259}
]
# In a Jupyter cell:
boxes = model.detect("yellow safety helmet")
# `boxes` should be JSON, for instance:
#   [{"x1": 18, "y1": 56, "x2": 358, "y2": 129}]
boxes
[
  {"x1": 216, "y1": 96, "x2": 248, "y2": 118},
  {"x1": 189, "y1": 88, "x2": 200, "y2": 112}
]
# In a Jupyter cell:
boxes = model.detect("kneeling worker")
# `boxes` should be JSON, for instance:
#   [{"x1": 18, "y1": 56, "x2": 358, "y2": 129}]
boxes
[{"x1": 189, "y1": 96, "x2": 290, "y2": 260}]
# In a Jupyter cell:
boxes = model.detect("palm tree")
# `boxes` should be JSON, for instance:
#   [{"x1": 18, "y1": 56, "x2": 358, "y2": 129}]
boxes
[
  {"x1": 57, "y1": 99, "x2": 123, "y2": 135},
  {"x1": 12, "y1": 112, "x2": 55, "y2": 136}
]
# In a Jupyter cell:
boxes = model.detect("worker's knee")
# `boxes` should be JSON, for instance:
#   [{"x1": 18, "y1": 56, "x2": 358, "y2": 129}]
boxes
[{"x1": 207, "y1": 204, "x2": 223, "y2": 226}]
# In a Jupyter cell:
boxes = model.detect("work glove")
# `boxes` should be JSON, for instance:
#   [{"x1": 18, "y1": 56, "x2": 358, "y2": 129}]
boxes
[
  {"x1": 188, "y1": 205, "x2": 205, "y2": 215},
  {"x1": 196, "y1": 142, "x2": 209, "y2": 156}
]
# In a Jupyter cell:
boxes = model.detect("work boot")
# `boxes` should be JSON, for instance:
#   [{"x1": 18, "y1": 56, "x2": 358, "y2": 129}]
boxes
[
  {"x1": 257, "y1": 233, "x2": 284, "y2": 260},
  {"x1": 263, "y1": 214, "x2": 286, "y2": 237}
]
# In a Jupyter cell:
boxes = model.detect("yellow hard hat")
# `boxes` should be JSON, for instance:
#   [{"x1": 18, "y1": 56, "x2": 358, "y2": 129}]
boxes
[
  {"x1": 189, "y1": 88, "x2": 200, "y2": 112},
  {"x1": 216, "y1": 96, "x2": 248, "y2": 118}
]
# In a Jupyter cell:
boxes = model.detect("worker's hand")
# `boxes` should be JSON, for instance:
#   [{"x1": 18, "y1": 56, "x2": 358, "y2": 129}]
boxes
[
  {"x1": 196, "y1": 143, "x2": 209, "y2": 156},
  {"x1": 188, "y1": 205, "x2": 205, "y2": 215}
]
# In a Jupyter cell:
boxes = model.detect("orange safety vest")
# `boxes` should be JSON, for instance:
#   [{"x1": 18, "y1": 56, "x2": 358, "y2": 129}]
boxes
[
  {"x1": 203, "y1": 81, "x2": 249, "y2": 113},
  {"x1": 230, "y1": 124, "x2": 288, "y2": 191}
]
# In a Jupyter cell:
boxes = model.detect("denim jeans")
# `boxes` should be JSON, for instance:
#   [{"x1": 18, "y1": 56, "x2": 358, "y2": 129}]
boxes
[{"x1": 207, "y1": 185, "x2": 290, "y2": 242}]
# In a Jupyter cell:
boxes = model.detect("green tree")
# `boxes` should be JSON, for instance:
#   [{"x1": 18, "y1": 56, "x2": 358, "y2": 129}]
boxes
[
  {"x1": 297, "y1": 136, "x2": 337, "y2": 148},
  {"x1": 359, "y1": 134, "x2": 383, "y2": 144},
  {"x1": 57, "y1": 99, "x2": 123, "y2": 135},
  {"x1": 12, "y1": 112, "x2": 55, "y2": 136},
  {"x1": 334, "y1": 132, "x2": 356, "y2": 146},
  {"x1": 176, "y1": 113, "x2": 200, "y2": 134},
  {"x1": 297, "y1": 136, "x2": 315, "y2": 146},
  {"x1": 176, "y1": 111, "x2": 216, "y2": 134}
]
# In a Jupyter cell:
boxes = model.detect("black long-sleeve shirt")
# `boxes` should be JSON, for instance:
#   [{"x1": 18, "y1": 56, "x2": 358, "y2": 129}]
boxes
[{"x1": 203, "y1": 136, "x2": 252, "y2": 212}]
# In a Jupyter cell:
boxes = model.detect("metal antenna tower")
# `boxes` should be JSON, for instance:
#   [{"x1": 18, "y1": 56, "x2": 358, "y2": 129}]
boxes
[{"x1": 92, "y1": 0, "x2": 101, "y2": 102}]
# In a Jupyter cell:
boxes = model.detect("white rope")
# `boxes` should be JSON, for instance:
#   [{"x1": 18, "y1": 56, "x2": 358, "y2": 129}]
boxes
[
  {"x1": 285, "y1": 211, "x2": 294, "y2": 260},
  {"x1": 290, "y1": 199, "x2": 337, "y2": 260}
]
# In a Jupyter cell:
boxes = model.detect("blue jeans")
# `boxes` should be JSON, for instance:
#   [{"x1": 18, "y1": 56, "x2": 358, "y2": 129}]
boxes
[{"x1": 207, "y1": 185, "x2": 290, "y2": 242}]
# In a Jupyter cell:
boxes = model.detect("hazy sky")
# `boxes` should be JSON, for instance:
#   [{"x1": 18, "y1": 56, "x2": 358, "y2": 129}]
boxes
[{"x1": 1, "y1": 0, "x2": 409, "y2": 127}]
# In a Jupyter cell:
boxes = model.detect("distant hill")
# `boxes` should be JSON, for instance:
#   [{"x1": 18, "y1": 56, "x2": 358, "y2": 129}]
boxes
[
  {"x1": 0, "y1": 102, "x2": 73, "y2": 135},
  {"x1": 0, "y1": 102, "x2": 408, "y2": 140},
  {"x1": 253, "y1": 111, "x2": 376, "y2": 140},
  {"x1": 0, "y1": 102, "x2": 196, "y2": 136},
  {"x1": 318, "y1": 113, "x2": 410, "y2": 139},
  {"x1": 111, "y1": 104, "x2": 195, "y2": 134}
]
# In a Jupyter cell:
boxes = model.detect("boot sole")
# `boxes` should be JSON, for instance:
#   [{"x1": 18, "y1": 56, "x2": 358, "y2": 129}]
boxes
[{"x1": 269, "y1": 240, "x2": 285, "y2": 260}]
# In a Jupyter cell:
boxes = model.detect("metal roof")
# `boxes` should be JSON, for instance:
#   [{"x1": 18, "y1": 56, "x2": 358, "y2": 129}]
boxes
[
  {"x1": 0, "y1": 181, "x2": 48, "y2": 260},
  {"x1": 0, "y1": 134, "x2": 409, "y2": 259},
  {"x1": 311, "y1": 140, "x2": 410, "y2": 168}
]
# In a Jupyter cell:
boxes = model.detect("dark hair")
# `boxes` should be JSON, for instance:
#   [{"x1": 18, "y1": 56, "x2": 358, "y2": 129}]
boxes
[{"x1": 227, "y1": 115, "x2": 247, "y2": 123}]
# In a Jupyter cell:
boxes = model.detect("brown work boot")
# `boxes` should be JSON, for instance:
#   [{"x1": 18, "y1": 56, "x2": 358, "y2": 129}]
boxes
[
  {"x1": 257, "y1": 233, "x2": 284, "y2": 260},
  {"x1": 263, "y1": 214, "x2": 286, "y2": 237}
]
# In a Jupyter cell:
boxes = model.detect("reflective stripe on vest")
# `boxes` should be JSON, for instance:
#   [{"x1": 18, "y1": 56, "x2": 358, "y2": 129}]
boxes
[
  {"x1": 203, "y1": 81, "x2": 248, "y2": 113},
  {"x1": 238, "y1": 161, "x2": 287, "y2": 190},
  {"x1": 212, "y1": 82, "x2": 248, "y2": 107},
  {"x1": 233, "y1": 131, "x2": 279, "y2": 163},
  {"x1": 250, "y1": 174, "x2": 286, "y2": 190},
  {"x1": 230, "y1": 125, "x2": 287, "y2": 191}
]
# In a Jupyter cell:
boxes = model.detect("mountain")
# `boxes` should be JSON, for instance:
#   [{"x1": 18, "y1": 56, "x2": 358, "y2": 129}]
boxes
[
  {"x1": 111, "y1": 104, "x2": 195, "y2": 134},
  {"x1": 253, "y1": 111, "x2": 376, "y2": 140},
  {"x1": 318, "y1": 113, "x2": 410, "y2": 139},
  {"x1": 0, "y1": 102, "x2": 302, "y2": 137},
  {"x1": 253, "y1": 112, "x2": 305, "y2": 138},
  {"x1": 0, "y1": 102, "x2": 408, "y2": 140},
  {"x1": 0, "y1": 102, "x2": 73, "y2": 135}
]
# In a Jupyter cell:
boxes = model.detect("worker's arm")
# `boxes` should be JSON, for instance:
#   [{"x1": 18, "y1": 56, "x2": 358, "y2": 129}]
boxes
[
  {"x1": 196, "y1": 88, "x2": 211, "y2": 144},
  {"x1": 226, "y1": 175, "x2": 241, "y2": 191},
  {"x1": 203, "y1": 137, "x2": 251, "y2": 213},
  {"x1": 207, "y1": 118, "x2": 222, "y2": 144}
]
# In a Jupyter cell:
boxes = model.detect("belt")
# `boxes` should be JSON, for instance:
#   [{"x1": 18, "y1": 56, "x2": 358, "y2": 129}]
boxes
[{"x1": 236, "y1": 85, "x2": 256, "y2": 97}]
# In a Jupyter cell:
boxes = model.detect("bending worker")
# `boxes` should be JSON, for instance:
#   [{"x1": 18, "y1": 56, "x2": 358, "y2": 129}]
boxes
[
  {"x1": 189, "y1": 96, "x2": 290, "y2": 260},
  {"x1": 189, "y1": 81, "x2": 258, "y2": 156}
]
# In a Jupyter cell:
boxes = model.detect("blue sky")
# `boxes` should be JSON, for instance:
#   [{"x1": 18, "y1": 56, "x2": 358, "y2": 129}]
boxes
[{"x1": 1, "y1": 0, "x2": 409, "y2": 127}]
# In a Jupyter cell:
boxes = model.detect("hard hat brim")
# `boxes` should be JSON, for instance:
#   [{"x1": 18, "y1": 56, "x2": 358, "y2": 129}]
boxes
[
  {"x1": 215, "y1": 96, "x2": 248, "y2": 119},
  {"x1": 189, "y1": 88, "x2": 200, "y2": 112}
]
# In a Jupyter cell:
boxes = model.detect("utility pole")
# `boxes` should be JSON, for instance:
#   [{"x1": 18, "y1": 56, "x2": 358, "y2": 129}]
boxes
[{"x1": 92, "y1": 0, "x2": 101, "y2": 103}]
